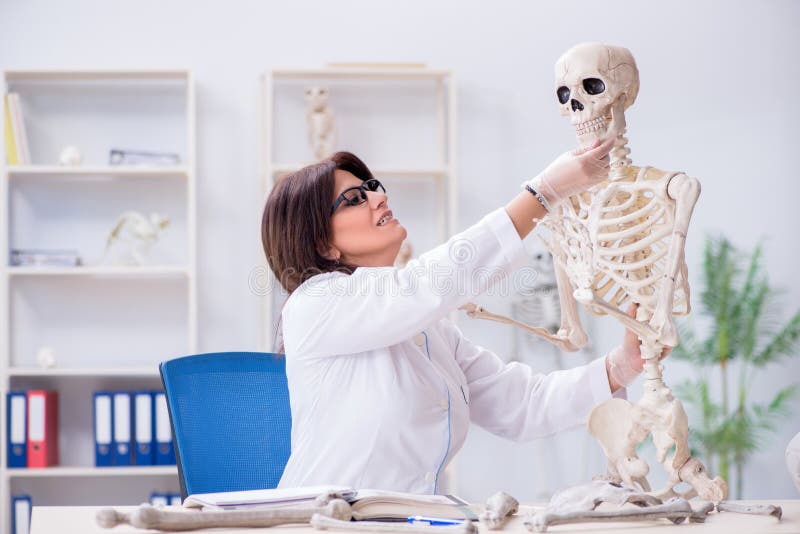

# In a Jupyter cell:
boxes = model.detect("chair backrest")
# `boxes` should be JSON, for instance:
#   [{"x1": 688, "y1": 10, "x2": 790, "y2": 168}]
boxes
[{"x1": 159, "y1": 352, "x2": 291, "y2": 499}]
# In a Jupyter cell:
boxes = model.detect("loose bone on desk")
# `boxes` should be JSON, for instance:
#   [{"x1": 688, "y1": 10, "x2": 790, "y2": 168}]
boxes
[
  {"x1": 96, "y1": 497, "x2": 351, "y2": 531},
  {"x1": 525, "y1": 499, "x2": 695, "y2": 533}
]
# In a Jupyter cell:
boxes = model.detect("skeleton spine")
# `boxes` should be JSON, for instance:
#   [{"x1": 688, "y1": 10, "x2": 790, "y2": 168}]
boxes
[{"x1": 609, "y1": 129, "x2": 632, "y2": 180}]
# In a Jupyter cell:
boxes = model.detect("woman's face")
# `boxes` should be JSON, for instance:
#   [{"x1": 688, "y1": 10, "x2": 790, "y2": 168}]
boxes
[{"x1": 328, "y1": 169, "x2": 407, "y2": 267}]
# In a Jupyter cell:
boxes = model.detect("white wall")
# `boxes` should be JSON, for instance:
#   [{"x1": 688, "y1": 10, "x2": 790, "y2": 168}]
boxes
[{"x1": 2, "y1": 0, "x2": 798, "y2": 501}]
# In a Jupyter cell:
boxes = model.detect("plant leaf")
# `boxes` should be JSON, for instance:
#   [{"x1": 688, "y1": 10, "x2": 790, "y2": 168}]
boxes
[{"x1": 752, "y1": 311, "x2": 800, "y2": 366}]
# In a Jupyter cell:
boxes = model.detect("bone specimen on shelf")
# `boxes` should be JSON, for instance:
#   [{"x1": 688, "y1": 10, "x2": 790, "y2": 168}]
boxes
[{"x1": 305, "y1": 86, "x2": 337, "y2": 160}]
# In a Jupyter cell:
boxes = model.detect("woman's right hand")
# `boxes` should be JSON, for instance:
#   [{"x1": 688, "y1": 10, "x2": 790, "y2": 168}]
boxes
[{"x1": 526, "y1": 136, "x2": 615, "y2": 210}]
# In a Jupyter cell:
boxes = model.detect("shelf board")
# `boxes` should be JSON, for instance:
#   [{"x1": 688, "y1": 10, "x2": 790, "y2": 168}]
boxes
[
  {"x1": 6, "y1": 165, "x2": 188, "y2": 178},
  {"x1": 7, "y1": 265, "x2": 190, "y2": 277},
  {"x1": 271, "y1": 67, "x2": 450, "y2": 80},
  {"x1": 5, "y1": 465, "x2": 177, "y2": 478},
  {"x1": 5, "y1": 70, "x2": 190, "y2": 81},
  {"x1": 8, "y1": 367, "x2": 161, "y2": 377},
  {"x1": 272, "y1": 164, "x2": 448, "y2": 178}
]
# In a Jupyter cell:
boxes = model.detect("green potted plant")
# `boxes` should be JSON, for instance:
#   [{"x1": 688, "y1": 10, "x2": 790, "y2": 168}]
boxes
[{"x1": 672, "y1": 236, "x2": 800, "y2": 498}]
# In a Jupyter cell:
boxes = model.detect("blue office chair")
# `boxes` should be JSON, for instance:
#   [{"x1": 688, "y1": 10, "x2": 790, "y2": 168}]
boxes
[{"x1": 159, "y1": 352, "x2": 292, "y2": 499}]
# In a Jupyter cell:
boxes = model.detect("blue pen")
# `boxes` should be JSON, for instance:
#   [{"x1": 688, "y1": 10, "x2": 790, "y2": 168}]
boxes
[{"x1": 407, "y1": 516, "x2": 465, "y2": 526}]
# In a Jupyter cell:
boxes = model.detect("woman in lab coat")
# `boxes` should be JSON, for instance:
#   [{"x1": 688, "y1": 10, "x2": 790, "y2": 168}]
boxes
[{"x1": 261, "y1": 143, "x2": 655, "y2": 493}]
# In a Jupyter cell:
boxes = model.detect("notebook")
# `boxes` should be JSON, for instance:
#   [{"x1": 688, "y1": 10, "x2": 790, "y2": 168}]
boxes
[{"x1": 348, "y1": 489, "x2": 477, "y2": 521}]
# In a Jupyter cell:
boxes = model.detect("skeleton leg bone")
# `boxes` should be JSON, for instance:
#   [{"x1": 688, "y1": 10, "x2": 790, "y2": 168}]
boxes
[
  {"x1": 717, "y1": 501, "x2": 782, "y2": 520},
  {"x1": 311, "y1": 514, "x2": 478, "y2": 534},
  {"x1": 96, "y1": 499, "x2": 352, "y2": 531},
  {"x1": 479, "y1": 491, "x2": 519, "y2": 530},
  {"x1": 525, "y1": 499, "x2": 693, "y2": 533}
]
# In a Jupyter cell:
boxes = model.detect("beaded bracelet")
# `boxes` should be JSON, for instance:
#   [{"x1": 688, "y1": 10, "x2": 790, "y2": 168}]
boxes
[{"x1": 524, "y1": 184, "x2": 552, "y2": 212}]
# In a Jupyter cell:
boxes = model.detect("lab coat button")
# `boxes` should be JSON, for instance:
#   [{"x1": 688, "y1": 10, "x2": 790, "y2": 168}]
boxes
[
  {"x1": 439, "y1": 399, "x2": 448, "y2": 411},
  {"x1": 413, "y1": 333, "x2": 425, "y2": 346},
  {"x1": 425, "y1": 471, "x2": 436, "y2": 484}
]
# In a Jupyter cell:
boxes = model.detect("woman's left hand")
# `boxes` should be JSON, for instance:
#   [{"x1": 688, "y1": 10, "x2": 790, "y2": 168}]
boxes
[{"x1": 606, "y1": 303, "x2": 672, "y2": 392}]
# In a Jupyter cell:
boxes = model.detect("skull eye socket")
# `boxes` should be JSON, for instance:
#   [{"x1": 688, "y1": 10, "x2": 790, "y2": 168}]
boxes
[
  {"x1": 557, "y1": 86, "x2": 570, "y2": 104},
  {"x1": 582, "y1": 78, "x2": 605, "y2": 95}
]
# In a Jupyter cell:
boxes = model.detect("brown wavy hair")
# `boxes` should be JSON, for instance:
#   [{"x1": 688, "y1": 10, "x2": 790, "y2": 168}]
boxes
[{"x1": 261, "y1": 151, "x2": 376, "y2": 294}]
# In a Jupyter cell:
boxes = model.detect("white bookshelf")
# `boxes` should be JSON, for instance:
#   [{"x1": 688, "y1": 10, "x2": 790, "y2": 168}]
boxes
[
  {"x1": 7, "y1": 266, "x2": 190, "y2": 277},
  {"x1": 5, "y1": 466, "x2": 177, "y2": 479},
  {"x1": 259, "y1": 65, "x2": 458, "y2": 353},
  {"x1": 0, "y1": 70, "x2": 196, "y2": 533},
  {"x1": 7, "y1": 165, "x2": 189, "y2": 178},
  {"x1": 7, "y1": 368, "x2": 162, "y2": 378}
]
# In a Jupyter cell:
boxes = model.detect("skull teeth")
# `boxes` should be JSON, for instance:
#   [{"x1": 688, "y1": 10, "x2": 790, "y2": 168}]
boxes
[{"x1": 575, "y1": 116, "x2": 608, "y2": 135}]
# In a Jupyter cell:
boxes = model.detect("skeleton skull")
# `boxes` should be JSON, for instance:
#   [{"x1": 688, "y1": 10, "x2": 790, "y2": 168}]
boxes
[
  {"x1": 305, "y1": 86, "x2": 330, "y2": 113},
  {"x1": 554, "y1": 43, "x2": 639, "y2": 149}
]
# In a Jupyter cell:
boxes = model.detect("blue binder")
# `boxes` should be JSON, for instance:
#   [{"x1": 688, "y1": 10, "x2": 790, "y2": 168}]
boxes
[
  {"x1": 153, "y1": 392, "x2": 175, "y2": 465},
  {"x1": 11, "y1": 494, "x2": 32, "y2": 534},
  {"x1": 112, "y1": 392, "x2": 133, "y2": 466},
  {"x1": 93, "y1": 391, "x2": 113, "y2": 467},
  {"x1": 134, "y1": 391, "x2": 154, "y2": 465},
  {"x1": 149, "y1": 492, "x2": 169, "y2": 506},
  {"x1": 6, "y1": 392, "x2": 27, "y2": 468}
]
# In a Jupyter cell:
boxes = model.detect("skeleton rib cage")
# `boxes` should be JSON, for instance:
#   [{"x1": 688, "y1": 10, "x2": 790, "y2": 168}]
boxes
[{"x1": 541, "y1": 166, "x2": 690, "y2": 319}]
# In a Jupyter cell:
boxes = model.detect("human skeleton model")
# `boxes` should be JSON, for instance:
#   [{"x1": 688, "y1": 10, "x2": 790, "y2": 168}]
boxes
[
  {"x1": 305, "y1": 86, "x2": 338, "y2": 160},
  {"x1": 103, "y1": 211, "x2": 170, "y2": 266},
  {"x1": 463, "y1": 42, "x2": 728, "y2": 503}
]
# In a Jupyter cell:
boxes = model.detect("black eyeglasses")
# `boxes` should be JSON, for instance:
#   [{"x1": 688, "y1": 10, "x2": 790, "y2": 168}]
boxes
[{"x1": 331, "y1": 178, "x2": 386, "y2": 215}]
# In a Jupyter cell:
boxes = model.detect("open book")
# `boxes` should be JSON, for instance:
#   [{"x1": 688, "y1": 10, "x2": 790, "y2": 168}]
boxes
[
  {"x1": 183, "y1": 486, "x2": 476, "y2": 521},
  {"x1": 348, "y1": 489, "x2": 476, "y2": 521},
  {"x1": 183, "y1": 486, "x2": 357, "y2": 510}
]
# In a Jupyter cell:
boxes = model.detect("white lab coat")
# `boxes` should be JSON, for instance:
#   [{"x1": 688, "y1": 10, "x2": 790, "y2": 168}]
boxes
[{"x1": 277, "y1": 207, "x2": 616, "y2": 494}]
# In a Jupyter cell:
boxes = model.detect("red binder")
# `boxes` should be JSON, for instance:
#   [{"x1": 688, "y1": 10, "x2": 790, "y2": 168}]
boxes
[{"x1": 27, "y1": 390, "x2": 59, "y2": 468}]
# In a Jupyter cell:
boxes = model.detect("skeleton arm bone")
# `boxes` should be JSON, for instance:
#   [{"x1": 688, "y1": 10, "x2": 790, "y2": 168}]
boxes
[
  {"x1": 460, "y1": 302, "x2": 579, "y2": 351},
  {"x1": 552, "y1": 255, "x2": 589, "y2": 350},
  {"x1": 585, "y1": 294, "x2": 660, "y2": 343},
  {"x1": 460, "y1": 222, "x2": 589, "y2": 352},
  {"x1": 647, "y1": 173, "x2": 701, "y2": 348}
]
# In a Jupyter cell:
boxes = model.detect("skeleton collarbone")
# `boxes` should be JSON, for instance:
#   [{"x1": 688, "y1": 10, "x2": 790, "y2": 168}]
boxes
[{"x1": 546, "y1": 165, "x2": 689, "y2": 323}]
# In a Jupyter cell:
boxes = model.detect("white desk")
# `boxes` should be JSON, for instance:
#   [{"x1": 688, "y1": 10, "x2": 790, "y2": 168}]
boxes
[{"x1": 30, "y1": 501, "x2": 800, "y2": 534}]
